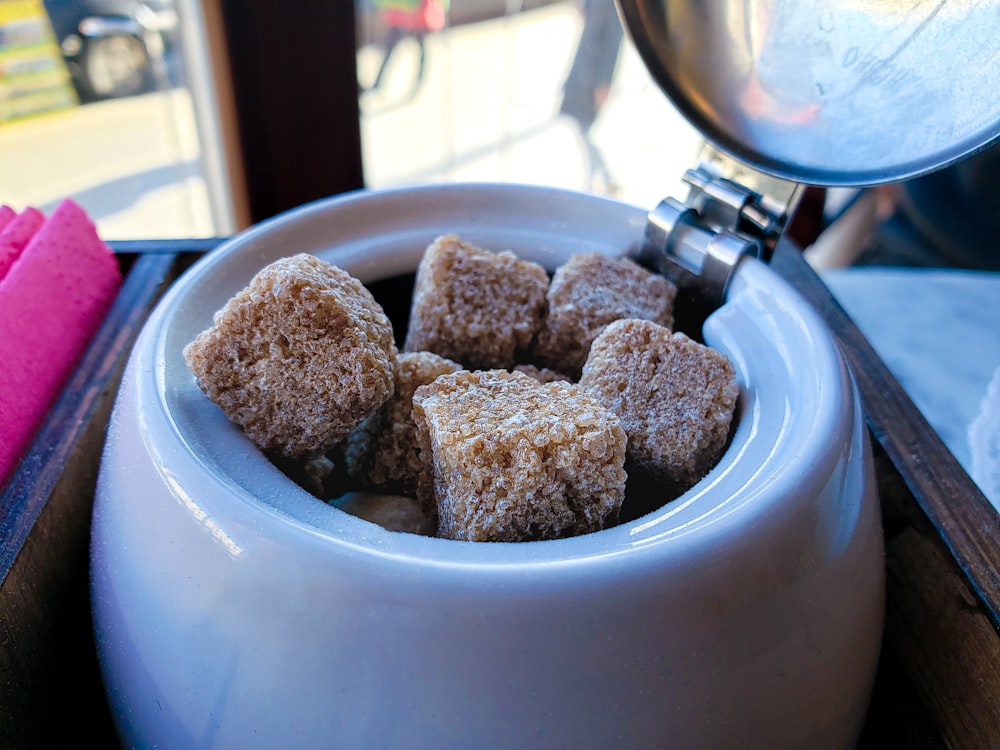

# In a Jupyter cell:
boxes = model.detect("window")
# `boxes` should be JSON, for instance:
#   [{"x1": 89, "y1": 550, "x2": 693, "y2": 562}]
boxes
[
  {"x1": 0, "y1": 0, "x2": 231, "y2": 238},
  {"x1": 1, "y1": 1, "x2": 704, "y2": 240},
  {"x1": 357, "y1": 0, "x2": 703, "y2": 208}
]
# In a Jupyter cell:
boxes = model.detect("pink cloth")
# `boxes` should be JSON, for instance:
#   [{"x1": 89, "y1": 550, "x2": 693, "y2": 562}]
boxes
[
  {"x1": 0, "y1": 207, "x2": 44, "y2": 283},
  {"x1": 0, "y1": 199, "x2": 123, "y2": 485},
  {"x1": 0, "y1": 205, "x2": 15, "y2": 232}
]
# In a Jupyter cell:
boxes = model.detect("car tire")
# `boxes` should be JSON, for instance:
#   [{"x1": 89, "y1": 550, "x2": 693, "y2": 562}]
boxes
[{"x1": 79, "y1": 33, "x2": 151, "y2": 100}]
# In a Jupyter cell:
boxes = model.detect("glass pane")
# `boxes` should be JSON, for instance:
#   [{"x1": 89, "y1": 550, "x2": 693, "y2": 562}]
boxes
[
  {"x1": 0, "y1": 0, "x2": 227, "y2": 238},
  {"x1": 357, "y1": 0, "x2": 704, "y2": 208}
]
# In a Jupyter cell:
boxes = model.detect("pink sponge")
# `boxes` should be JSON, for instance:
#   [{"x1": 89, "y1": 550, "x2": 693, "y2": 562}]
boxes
[
  {"x1": 0, "y1": 205, "x2": 14, "y2": 231},
  {"x1": 0, "y1": 207, "x2": 44, "y2": 282},
  {"x1": 0, "y1": 199, "x2": 123, "y2": 485}
]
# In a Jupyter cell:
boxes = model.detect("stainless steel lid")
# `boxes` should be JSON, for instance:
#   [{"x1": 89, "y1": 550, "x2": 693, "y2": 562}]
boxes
[{"x1": 616, "y1": 0, "x2": 1000, "y2": 186}]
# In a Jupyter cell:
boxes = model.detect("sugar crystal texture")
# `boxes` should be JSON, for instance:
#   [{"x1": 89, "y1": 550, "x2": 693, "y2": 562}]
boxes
[
  {"x1": 184, "y1": 253, "x2": 398, "y2": 458},
  {"x1": 513, "y1": 363, "x2": 572, "y2": 384},
  {"x1": 342, "y1": 350, "x2": 462, "y2": 494},
  {"x1": 403, "y1": 235, "x2": 549, "y2": 369},
  {"x1": 334, "y1": 493, "x2": 436, "y2": 536},
  {"x1": 412, "y1": 369, "x2": 627, "y2": 541},
  {"x1": 533, "y1": 252, "x2": 677, "y2": 378},
  {"x1": 580, "y1": 318, "x2": 739, "y2": 494}
]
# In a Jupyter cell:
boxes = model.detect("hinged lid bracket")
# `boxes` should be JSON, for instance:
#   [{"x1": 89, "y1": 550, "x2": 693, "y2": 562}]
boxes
[{"x1": 639, "y1": 146, "x2": 802, "y2": 308}]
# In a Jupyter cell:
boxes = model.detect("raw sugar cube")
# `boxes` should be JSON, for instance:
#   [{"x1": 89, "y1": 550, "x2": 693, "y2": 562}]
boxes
[
  {"x1": 403, "y1": 235, "x2": 549, "y2": 369},
  {"x1": 342, "y1": 350, "x2": 462, "y2": 494},
  {"x1": 412, "y1": 369, "x2": 627, "y2": 541},
  {"x1": 579, "y1": 318, "x2": 738, "y2": 494},
  {"x1": 184, "y1": 253, "x2": 398, "y2": 459},
  {"x1": 533, "y1": 252, "x2": 676, "y2": 378}
]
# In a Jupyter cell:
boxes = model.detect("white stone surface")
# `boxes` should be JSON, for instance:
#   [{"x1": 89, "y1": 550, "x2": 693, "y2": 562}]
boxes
[{"x1": 824, "y1": 267, "x2": 1000, "y2": 510}]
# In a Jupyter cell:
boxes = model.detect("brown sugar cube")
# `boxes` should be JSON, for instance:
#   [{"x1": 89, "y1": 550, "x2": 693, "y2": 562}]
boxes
[
  {"x1": 403, "y1": 235, "x2": 549, "y2": 369},
  {"x1": 272, "y1": 454, "x2": 339, "y2": 499},
  {"x1": 334, "y1": 493, "x2": 437, "y2": 537},
  {"x1": 184, "y1": 253, "x2": 398, "y2": 459},
  {"x1": 579, "y1": 318, "x2": 738, "y2": 494},
  {"x1": 342, "y1": 350, "x2": 462, "y2": 494},
  {"x1": 512, "y1": 364, "x2": 572, "y2": 384},
  {"x1": 411, "y1": 369, "x2": 627, "y2": 542},
  {"x1": 534, "y1": 252, "x2": 677, "y2": 378}
]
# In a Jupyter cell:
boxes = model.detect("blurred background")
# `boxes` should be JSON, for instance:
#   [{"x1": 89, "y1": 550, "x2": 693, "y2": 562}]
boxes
[
  {"x1": 1, "y1": 0, "x2": 997, "y2": 268},
  {"x1": 0, "y1": 0, "x2": 706, "y2": 239}
]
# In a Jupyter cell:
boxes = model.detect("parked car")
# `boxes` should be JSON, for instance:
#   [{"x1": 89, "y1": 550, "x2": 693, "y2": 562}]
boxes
[{"x1": 42, "y1": 0, "x2": 178, "y2": 101}]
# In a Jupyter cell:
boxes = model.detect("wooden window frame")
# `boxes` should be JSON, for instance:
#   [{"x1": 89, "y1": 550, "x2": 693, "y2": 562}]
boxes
[{"x1": 215, "y1": 0, "x2": 365, "y2": 225}]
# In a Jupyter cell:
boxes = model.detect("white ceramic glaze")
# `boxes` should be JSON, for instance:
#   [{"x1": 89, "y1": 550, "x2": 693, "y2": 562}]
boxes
[{"x1": 92, "y1": 184, "x2": 885, "y2": 749}]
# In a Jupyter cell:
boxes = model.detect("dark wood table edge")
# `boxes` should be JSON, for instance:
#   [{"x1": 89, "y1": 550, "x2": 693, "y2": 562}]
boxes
[
  {"x1": 772, "y1": 241, "x2": 1000, "y2": 747},
  {"x1": 0, "y1": 247, "x2": 187, "y2": 748}
]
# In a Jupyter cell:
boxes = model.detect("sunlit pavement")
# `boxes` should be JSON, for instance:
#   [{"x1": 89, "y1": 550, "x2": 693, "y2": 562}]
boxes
[
  {"x1": 0, "y1": 2, "x2": 703, "y2": 240},
  {"x1": 359, "y1": 2, "x2": 703, "y2": 208},
  {"x1": 0, "y1": 87, "x2": 214, "y2": 239}
]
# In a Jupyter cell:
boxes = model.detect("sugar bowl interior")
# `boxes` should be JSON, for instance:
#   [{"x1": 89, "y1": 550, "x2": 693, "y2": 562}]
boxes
[{"x1": 92, "y1": 182, "x2": 885, "y2": 749}]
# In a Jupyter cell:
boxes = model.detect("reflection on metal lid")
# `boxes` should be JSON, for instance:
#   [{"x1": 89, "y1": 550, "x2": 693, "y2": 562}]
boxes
[{"x1": 615, "y1": 0, "x2": 1000, "y2": 186}]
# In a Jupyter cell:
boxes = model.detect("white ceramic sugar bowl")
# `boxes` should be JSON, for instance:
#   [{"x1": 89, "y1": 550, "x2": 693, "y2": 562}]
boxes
[{"x1": 92, "y1": 183, "x2": 884, "y2": 749}]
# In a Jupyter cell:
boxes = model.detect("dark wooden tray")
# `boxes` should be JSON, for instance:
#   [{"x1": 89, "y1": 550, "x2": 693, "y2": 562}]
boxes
[
  {"x1": 1, "y1": 239, "x2": 996, "y2": 748},
  {"x1": 0, "y1": 244, "x2": 206, "y2": 749}
]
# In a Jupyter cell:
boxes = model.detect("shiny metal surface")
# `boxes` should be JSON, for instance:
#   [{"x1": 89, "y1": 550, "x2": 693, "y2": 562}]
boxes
[
  {"x1": 616, "y1": 0, "x2": 1000, "y2": 186},
  {"x1": 638, "y1": 145, "x2": 802, "y2": 308}
]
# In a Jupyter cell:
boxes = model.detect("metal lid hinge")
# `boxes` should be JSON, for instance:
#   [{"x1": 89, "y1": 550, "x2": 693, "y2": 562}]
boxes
[{"x1": 638, "y1": 147, "x2": 802, "y2": 308}]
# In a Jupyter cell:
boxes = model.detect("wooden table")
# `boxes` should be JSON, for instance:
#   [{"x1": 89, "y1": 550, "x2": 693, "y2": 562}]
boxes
[{"x1": 1, "y1": 239, "x2": 997, "y2": 748}]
